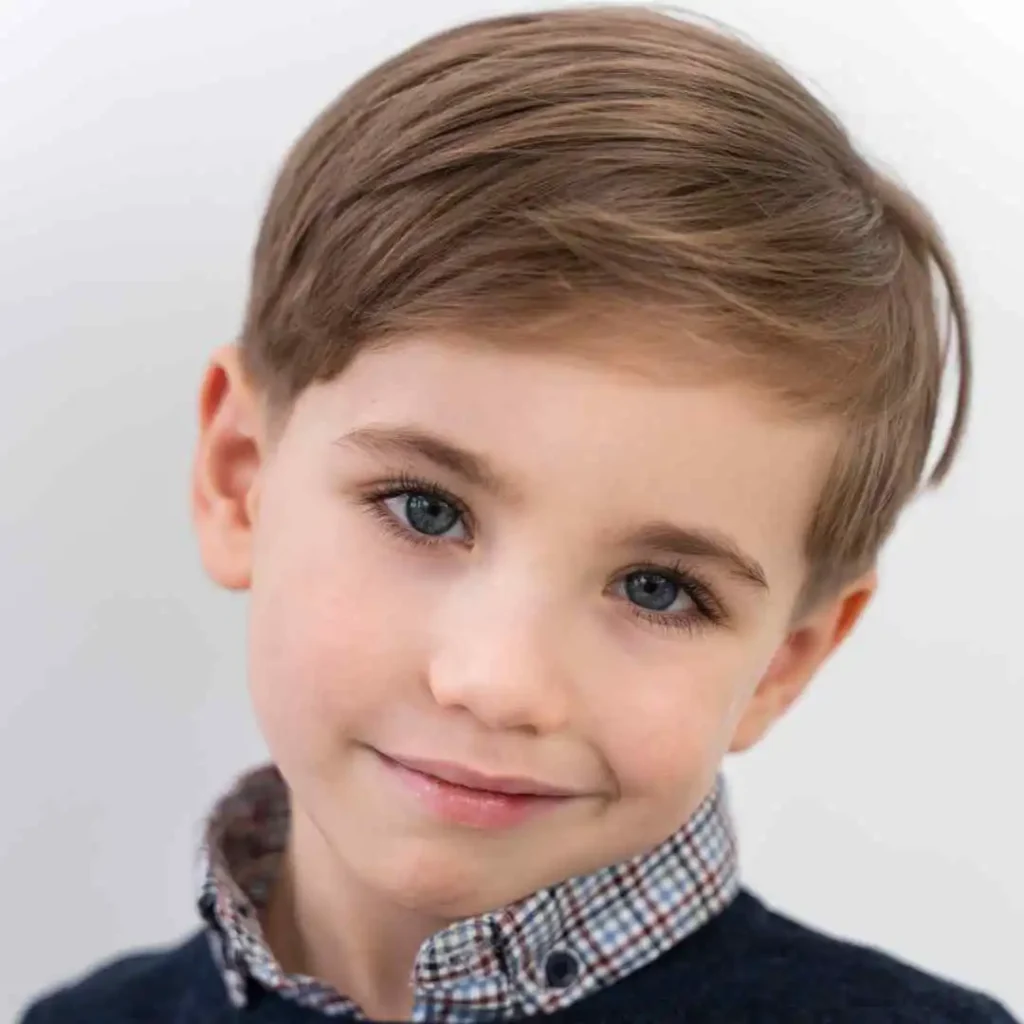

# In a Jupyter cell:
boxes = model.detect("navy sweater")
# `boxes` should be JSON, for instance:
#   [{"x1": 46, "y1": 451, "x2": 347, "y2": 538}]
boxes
[{"x1": 20, "y1": 890, "x2": 1016, "y2": 1023}]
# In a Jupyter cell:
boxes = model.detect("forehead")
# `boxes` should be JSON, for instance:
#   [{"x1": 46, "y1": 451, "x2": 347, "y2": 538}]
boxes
[{"x1": 286, "y1": 334, "x2": 839, "y2": 582}]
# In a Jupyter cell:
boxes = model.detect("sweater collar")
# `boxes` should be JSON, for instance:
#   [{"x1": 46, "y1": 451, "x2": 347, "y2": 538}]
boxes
[{"x1": 198, "y1": 762, "x2": 740, "y2": 1019}]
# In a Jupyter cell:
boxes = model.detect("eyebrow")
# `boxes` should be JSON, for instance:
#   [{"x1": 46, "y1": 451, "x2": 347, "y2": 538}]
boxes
[
  {"x1": 334, "y1": 425, "x2": 769, "y2": 591},
  {"x1": 334, "y1": 424, "x2": 522, "y2": 502},
  {"x1": 608, "y1": 522, "x2": 769, "y2": 591}
]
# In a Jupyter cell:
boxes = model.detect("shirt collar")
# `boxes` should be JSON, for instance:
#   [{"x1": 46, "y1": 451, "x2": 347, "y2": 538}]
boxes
[{"x1": 198, "y1": 763, "x2": 740, "y2": 1020}]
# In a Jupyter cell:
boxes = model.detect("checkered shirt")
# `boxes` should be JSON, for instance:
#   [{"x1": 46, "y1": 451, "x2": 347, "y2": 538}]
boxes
[{"x1": 198, "y1": 763, "x2": 740, "y2": 1021}]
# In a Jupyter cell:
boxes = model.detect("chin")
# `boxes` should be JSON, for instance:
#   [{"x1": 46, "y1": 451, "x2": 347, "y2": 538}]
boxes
[{"x1": 360, "y1": 835, "x2": 542, "y2": 920}]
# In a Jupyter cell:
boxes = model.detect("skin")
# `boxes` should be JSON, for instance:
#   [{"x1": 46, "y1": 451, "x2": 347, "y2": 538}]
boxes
[{"x1": 192, "y1": 333, "x2": 874, "y2": 1019}]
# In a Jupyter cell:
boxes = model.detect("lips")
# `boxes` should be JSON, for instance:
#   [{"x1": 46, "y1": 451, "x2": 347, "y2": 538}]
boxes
[
  {"x1": 374, "y1": 750, "x2": 574, "y2": 829},
  {"x1": 380, "y1": 754, "x2": 576, "y2": 798}
]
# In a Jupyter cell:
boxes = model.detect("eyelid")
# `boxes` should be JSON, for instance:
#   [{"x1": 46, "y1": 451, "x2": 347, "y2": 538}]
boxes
[
  {"x1": 612, "y1": 560, "x2": 728, "y2": 626},
  {"x1": 365, "y1": 472, "x2": 476, "y2": 538}
]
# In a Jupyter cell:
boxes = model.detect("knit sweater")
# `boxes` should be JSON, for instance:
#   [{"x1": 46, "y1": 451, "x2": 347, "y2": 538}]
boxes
[{"x1": 20, "y1": 890, "x2": 1016, "y2": 1023}]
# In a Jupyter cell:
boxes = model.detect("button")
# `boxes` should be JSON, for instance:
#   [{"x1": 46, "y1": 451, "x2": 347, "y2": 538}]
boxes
[{"x1": 543, "y1": 950, "x2": 580, "y2": 989}]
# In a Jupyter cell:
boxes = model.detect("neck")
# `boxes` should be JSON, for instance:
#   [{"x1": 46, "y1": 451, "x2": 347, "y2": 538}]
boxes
[{"x1": 262, "y1": 804, "x2": 449, "y2": 1022}]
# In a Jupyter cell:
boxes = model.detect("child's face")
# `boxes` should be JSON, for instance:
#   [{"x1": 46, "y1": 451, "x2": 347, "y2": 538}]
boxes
[{"x1": 195, "y1": 333, "x2": 871, "y2": 919}]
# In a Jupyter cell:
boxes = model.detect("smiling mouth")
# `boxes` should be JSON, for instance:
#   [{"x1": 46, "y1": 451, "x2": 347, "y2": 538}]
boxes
[
  {"x1": 373, "y1": 750, "x2": 579, "y2": 829},
  {"x1": 380, "y1": 753, "x2": 577, "y2": 798}
]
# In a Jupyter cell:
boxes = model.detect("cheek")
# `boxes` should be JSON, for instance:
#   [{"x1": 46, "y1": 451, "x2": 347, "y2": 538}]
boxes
[
  {"x1": 596, "y1": 645, "x2": 767, "y2": 800},
  {"x1": 246, "y1": 484, "x2": 418, "y2": 760}
]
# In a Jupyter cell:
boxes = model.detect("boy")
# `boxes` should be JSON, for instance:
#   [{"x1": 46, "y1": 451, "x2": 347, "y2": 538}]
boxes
[{"x1": 21, "y1": 6, "x2": 1016, "y2": 1022}]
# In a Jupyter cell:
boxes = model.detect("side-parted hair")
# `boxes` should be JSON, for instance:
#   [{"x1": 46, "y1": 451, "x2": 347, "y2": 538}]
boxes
[{"x1": 239, "y1": 6, "x2": 970, "y2": 609}]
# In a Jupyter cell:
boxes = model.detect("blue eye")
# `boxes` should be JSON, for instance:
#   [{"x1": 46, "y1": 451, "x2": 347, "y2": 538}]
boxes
[
  {"x1": 385, "y1": 491, "x2": 467, "y2": 539},
  {"x1": 622, "y1": 570, "x2": 695, "y2": 614}
]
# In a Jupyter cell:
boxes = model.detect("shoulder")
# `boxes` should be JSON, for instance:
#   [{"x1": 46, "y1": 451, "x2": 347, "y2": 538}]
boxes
[
  {"x1": 744, "y1": 892, "x2": 1015, "y2": 1021},
  {"x1": 623, "y1": 890, "x2": 1017, "y2": 1023},
  {"x1": 18, "y1": 931, "x2": 226, "y2": 1024}
]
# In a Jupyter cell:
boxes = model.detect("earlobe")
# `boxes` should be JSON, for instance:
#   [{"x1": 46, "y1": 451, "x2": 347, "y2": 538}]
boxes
[
  {"x1": 728, "y1": 572, "x2": 877, "y2": 753},
  {"x1": 191, "y1": 345, "x2": 264, "y2": 591}
]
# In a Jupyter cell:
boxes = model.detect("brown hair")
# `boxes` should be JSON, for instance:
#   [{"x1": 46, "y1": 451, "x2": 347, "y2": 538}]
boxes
[{"x1": 239, "y1": 5, "x2": 970, "y2": 610}]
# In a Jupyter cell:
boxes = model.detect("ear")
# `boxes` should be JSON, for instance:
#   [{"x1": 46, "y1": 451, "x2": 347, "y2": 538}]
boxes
[
  {"x1": 728, "y1": 570, "x2": 877, "y2": 753},
  {"x1": 191, "y1": 344, "x2": 266, "y2": 590}
]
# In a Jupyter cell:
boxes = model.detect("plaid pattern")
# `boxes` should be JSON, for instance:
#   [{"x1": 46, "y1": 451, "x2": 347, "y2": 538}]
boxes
[{"x1": 198, "y1": 763, "x2": 740, "y2": 1020}]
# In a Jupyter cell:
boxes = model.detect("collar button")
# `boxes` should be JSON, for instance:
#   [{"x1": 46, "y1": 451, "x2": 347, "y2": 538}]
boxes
[{"x1": 543, "y1": 950, "x2": 579, "y2": 989}]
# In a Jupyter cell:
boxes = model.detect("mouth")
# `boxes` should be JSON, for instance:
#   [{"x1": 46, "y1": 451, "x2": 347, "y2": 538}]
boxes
[
  {"x1": 384, "y1": 754, "x2": 578, "y2": 798},
  {"x1": 373, "y1": 750, "x2": 578, "y2": 829}
]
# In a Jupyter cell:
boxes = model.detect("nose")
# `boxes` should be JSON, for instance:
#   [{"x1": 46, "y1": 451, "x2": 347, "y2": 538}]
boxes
[{"x1": 426, "y1": 593, "x2": 574, "y2": 735}]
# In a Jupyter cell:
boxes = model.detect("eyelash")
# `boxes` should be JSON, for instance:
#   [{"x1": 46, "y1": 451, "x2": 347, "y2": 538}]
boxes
[{"x1": 359, "y1": 472, "x2": 727, "y2": 635}]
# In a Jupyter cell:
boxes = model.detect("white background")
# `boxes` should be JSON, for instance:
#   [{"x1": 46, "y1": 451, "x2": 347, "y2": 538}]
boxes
[{"x1": 1, "y1": 0, "x2": 1022, "y2": 1019}]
